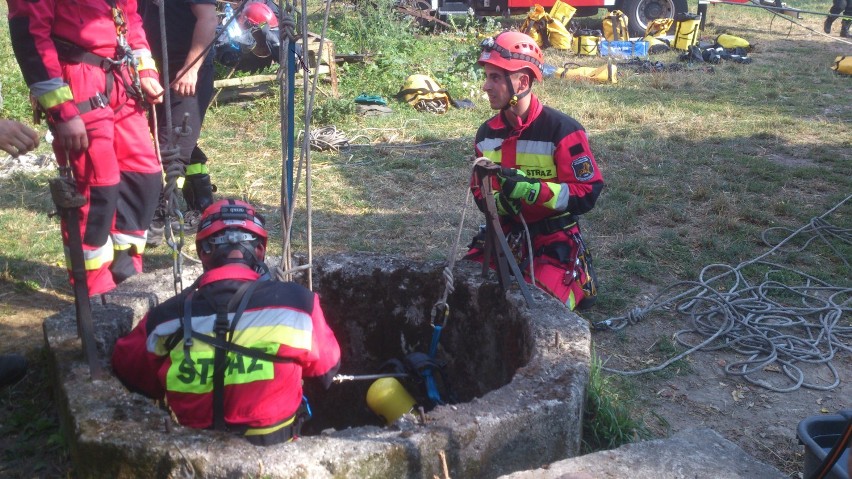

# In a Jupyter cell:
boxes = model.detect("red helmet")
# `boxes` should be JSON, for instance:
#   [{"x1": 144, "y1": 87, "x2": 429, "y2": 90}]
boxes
[
  {"x1": 478, "y1": 31, "x2": 544, "y2": 82},
  {"x1": 239, "y1": 1, "x2": 279, "y2": 30},
  {"x1": 196, "y1": 199, "x2": 268, "y2": 271}
]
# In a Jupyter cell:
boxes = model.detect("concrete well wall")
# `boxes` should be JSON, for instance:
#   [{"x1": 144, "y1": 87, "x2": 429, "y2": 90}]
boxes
[{"x1": 43, "y1": 253, "x2": 590, "y2": 478}]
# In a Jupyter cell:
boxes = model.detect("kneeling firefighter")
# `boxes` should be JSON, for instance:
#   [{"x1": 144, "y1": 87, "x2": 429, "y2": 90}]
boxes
[
  {"x1": 466, "y1": 32, "x2": 605, "y2": 311},
  {"x1": 112, "y1": 199, "x2": 341, "y2": 445}
]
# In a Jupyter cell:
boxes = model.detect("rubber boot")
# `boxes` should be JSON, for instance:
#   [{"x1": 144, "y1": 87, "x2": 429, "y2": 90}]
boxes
[
  {"x1": 841, "y1": 19, "x2": 852, "y2": 38},
  {"x1": 824, "y1": 15, "x2": 836, "y2": 33}
]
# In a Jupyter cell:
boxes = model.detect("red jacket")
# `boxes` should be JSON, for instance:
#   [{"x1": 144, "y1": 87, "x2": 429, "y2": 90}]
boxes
[
  {"x1": 473, "y1": 95, "x2": 604, "y2": 225},
  {"x1": 112, "y1": 265, "x2": 341, "y2": 431},
  {"x1": 7, "y1": 0, "x2": 158, "y2": 123}
]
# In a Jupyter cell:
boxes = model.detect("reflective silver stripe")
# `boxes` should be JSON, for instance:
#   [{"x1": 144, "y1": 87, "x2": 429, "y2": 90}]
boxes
[
  {"x1": 516, "y1": 139, "x2": 554, "y2": 157},
  {"x1": 113, "y1": 232, "x2": 146, "y2": 249},
  {"x1": 477, "y1": 137, "x2": 504, "y2": 155},
  {"x1": 549, "y1": 183, "x2": 570, "y2": 211},
  {"x1": 148, "y1": 318, "x2": 183, "y2": 354},
  {"x1": 30, "y1": 78, "x2": 70, "y2": 99}
]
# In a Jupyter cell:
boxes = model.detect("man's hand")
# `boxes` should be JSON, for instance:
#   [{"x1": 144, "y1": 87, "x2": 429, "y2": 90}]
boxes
[
  {"x1": 0, "y1": 119, "x2": 39, "y2": 157},
  {"x1": 498, "y1": 167, "x2": 541, "y2": 204},
  {"x1": 172, "y1": 68, "x2": 199, "y2": 97},
  {"x1": 54, "y1": 116, "x2": 88, "y2": 152},
  {"x1": 140, "y1": 77, "x2": 164, "y2": 104}
]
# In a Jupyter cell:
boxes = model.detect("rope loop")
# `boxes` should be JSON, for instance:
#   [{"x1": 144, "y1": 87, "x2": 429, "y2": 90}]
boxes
[{"x1": 597, "y1": 194, "x2": 852, "y2": 393}]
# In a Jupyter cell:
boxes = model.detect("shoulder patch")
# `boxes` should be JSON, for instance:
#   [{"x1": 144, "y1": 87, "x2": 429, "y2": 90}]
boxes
[{"x1": 571, "y1": 156, "x2": 595, "y2": 181}]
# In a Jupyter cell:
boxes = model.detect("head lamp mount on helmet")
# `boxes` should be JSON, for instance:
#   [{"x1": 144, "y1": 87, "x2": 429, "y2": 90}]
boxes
[{"x1": 196, "y1": 199, "x2": 268, "y2": 273}]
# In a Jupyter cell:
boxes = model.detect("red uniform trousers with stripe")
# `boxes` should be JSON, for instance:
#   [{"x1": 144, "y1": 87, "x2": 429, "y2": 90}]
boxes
[{"x1": 55, "y1": 62, "x2": 162, "y2": 296}]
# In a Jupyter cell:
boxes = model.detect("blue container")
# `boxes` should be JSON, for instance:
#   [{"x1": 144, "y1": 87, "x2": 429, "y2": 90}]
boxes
[
  {"x1": 599, "y1": 40, "x2": 649, "y2": 59},
  {"x1": 797, "y1": 410, "x2": 851, "y2": 479}
]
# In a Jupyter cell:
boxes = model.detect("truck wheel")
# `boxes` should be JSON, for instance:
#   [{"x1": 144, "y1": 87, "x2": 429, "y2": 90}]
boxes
[{"x1": 622, "y1": 0, "x2": 688, "y2": 37}]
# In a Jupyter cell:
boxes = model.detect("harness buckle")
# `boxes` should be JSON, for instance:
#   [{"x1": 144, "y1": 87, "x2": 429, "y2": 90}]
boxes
[
  {"x1": 98, "y1": 57, "x2": 120, "y2": 71},
  {"x1": 90, "y1": 92, "x2": 108, "y2": 110}
]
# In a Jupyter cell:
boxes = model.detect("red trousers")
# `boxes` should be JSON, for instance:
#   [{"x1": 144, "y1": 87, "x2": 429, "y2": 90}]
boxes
[
  {"x1": 55, "y1": 62, "x2": 162, "y2": 296},
  {"x1": 465, "y1": 224, "x2": 596, "y2": 311}
]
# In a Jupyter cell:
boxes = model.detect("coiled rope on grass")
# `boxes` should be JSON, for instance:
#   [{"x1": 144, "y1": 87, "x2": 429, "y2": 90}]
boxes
[{"x1": 596, "y1": 195, "x2": 852, "y2": 393}]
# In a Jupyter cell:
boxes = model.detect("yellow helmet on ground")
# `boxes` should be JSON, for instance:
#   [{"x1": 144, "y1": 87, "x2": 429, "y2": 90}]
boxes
[{"x1": 396, "y1": 74, "x2": 451, "y2": 113}]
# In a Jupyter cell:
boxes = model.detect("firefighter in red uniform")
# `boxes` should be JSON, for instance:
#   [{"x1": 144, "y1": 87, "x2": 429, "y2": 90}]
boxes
[
  {"x1": 112, "y1": 199, "x2": 341, "y2": 445},
  {"x1": 466, "y1": 32, "x2": 605, "y2": 311},
  {"x1": 7, "y1": 0, "x2": 165, "y2": 296}
]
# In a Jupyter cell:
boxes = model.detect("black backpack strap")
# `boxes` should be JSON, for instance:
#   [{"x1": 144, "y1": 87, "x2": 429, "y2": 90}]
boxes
[{"x1": 207, "y1": 281, "x2": 253, "y2": 431}]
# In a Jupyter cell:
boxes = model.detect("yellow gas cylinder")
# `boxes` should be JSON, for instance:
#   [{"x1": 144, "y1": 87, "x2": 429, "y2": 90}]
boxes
[{"x1": 366, "y1": 377, "x2": 417, "y2": 424}]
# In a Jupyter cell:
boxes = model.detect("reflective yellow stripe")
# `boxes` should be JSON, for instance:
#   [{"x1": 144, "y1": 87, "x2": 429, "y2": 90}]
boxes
[
  {"x1": 482, "y1": 151, "x2": 501, "y2": 164},
  {"x1": 136, "y1": 56, "x2": 158, "y2": 72},
  {"x1": 234, "y1": 325, "x2": 312, "y2": 351},
  {"x1": 65, "y1": 242, "x2": 114, "y2": 271},
  {"x1": 566, "y1": 290, "x2": 576, "y2": 310},
  {"x1": 515, "y1": 152, "x2": 557, "y2": 169},
  {"x1": 166, "y1": 342, "x2": 278, "y2": 394},
  {"x1": 38, "y1": 86, "x2": 74, "y2": 109},
  {"x1": 176, "y1": 177, "x2": 186, "y2": 189},
  {"x1": 186, "y1": 163, "x2": 208, "y2": 176},
  {"x1": 542, "y1": 182, "x2": 563, "y2": 209},
  {"x1": 244, "y1": 415, "x2": 295, "y2": 436}
]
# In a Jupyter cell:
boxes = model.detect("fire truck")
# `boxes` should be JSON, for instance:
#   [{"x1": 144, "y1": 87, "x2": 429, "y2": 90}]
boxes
[{"x1": 425, "y1": 0, "x2": 688, "y2": 36}]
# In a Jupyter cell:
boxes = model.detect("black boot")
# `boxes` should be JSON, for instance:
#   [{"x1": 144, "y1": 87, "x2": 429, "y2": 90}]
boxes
[
  {"x1": 824, "y1": 14, "x2": 836, "y2": 33},
  {"x1": 842, "y1": 19, "x2": 851, "y2": 38},
  {"x1": 183, "y1": 146, "x2": 215, "y2": 214},
  {"x1": 183, "y1": 173, "x2": 215, "y2": 212}
]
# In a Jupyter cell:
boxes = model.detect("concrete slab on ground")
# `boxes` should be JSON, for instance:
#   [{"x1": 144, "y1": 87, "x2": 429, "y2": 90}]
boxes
[{"x1": 498, "y1": 428, "x2": 787, "y2": 479}]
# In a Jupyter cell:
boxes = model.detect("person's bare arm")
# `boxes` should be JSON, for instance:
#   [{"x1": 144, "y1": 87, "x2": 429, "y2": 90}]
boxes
[{"x1": 172, "y1": 3, "x2": 217, "y2": 97}]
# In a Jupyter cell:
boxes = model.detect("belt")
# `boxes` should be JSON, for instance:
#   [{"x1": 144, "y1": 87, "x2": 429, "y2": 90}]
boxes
[
  {"x1": 53, "y1": 38, "x2": 120, "y2": 114},
  {"x1": 524, "y1": 214, "x2": 578, "y2": 237}
]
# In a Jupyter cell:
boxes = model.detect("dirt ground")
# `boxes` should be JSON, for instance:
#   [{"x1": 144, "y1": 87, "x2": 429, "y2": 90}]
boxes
[
  {"x1": 591, "y1": 306, "x2": 852, "y2": 478},
  {"x1": 1, "y1": 271, "x2": 849, "y2": 478}
]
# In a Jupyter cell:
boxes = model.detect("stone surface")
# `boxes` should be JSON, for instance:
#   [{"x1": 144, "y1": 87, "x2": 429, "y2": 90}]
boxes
[
  {"x1": 497, "y1": 428, "x2": 787, "y2": 479},
  {"x1": 44, "y1": 253, "x2": 591, "y2": 478}
]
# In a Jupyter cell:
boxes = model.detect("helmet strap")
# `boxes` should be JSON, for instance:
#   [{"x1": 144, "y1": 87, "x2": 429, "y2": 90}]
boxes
[
  {"x1": 501, "y1": 73, "x2": 531, "y2": 111},
  {"x1": 202, "y1": 240, "x2": 266, "y2": 273}
]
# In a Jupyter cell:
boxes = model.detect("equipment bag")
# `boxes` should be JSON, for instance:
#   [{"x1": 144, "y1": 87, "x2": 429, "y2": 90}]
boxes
[
  {"x1": 549, "y1": 0, "x2": 577, "y2": 27},
  {"x1": 555, "y1": 62, "x2": 617, "y2": 84},
  {"x1": 644, "y1": 17, "x2": 674, "y2": 37},
  {"x1": 572, "y1": 29, "x2": 602, "y2": 56},
  {"x1": 396, "y1": 74, "x2": 451, "y2": 114},
  {"x1": 832, "y1": 56, "x2": 852, "y2": 76},
  {"x1": 520, "y1": 4, "x2": 550, "y2": 47},
  {"x1": 602, "y1": 10, "x2": 629, "y2": 41},
  {"x1": 643, "y1": 35, "x2": 671, "y2": 54},
  {"x1": 715, "y1": 33, "x2": 750, "y2": 51},
  {"x1": 673, "y1": 13, "x2": 702, "y2": 51},
  {"x1": 520, "y1": 4, "x2": 573, "y2": 49}
]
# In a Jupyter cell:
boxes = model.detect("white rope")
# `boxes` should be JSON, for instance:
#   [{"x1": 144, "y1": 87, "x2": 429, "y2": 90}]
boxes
[{"x1": 597, "y1": 195, "x2": 852, "y2": 393}]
